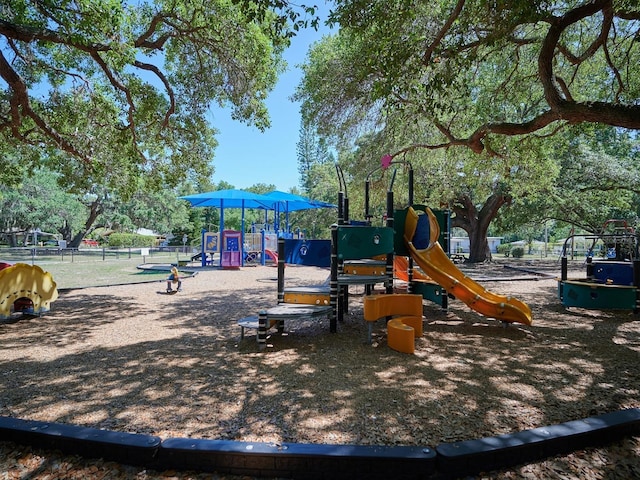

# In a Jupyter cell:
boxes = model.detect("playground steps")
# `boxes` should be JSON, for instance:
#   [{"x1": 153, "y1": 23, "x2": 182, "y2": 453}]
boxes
[
  {"x1": 363, "y1": 294, "x2": 424, "y2": 353},
  {"x1": 386, "y1": 316, "x2": 423, "y2": 354},
  {"x1": 238, "y1": 304, "x2": 332, "y2": 346},
  {"x1": 282, "y1": 286, "x2": 330, "y2": 305},
  {"x1": 343, "y1": 259, "x2": 387, "y2": 276}
]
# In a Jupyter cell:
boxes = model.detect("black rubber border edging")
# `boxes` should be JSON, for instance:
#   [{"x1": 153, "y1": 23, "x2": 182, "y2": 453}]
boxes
[
  {"x1": 0, "y1": 416, "x2": 160, "y2": 466},
  {"x1": 436, "y1": 408, "x2": 640, "y2": 478},
  {"x1": 1, "y1": 409, "x2": 639, "y2": 479},
  {"x1": 157, "y1": 438, "x2": 436, "y2": 479}
]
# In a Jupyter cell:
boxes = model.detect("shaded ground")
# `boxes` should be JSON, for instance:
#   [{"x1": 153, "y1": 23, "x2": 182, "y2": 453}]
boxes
[{"x1": 0, "y1": 260, "x2": 638, "y2": 478}]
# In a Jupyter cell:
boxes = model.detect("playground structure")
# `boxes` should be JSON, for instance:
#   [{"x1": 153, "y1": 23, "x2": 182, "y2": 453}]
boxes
[
  {"x1": 0, "y1": 263, "x2": 59, "y2": 319},
  {"x1": 353, "y1": 159, "x2": 531, "y2": 327},
  {"x1": 238, "y1": 159, "x2": 532, "y2": 353},
  {"x1": 180, "y1": 189, "x2": 334, "y2": 268},
  {"x1": 4, "y1": 171, "x2": 639, "y2": 478},
  {"x1": 558, "y1": 220, "x2": 640, "y2": 311},
  {"x1": 198, "y1": 228, "x2": 298, "y2": 268},
  {"x1": 237, "y1": 237, "x2": 333, "y2": 347}
]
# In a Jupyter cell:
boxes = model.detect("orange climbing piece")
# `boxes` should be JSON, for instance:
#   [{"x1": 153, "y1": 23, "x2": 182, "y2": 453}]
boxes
[{"x1": 363, "y1": 293, "x2": 423, "y2": 353}]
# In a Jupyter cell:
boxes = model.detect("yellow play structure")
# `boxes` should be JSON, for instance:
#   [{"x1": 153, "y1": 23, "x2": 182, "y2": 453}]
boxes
[
  {"x1": 0, "y1": 263, "x2": 59, "y2": 319},
  {"x1": 363, "y1": 293, "x2": 424, "y2": 354},
  {"x1": 404, "y1": 206, "x2": 532, "y2": 326}
]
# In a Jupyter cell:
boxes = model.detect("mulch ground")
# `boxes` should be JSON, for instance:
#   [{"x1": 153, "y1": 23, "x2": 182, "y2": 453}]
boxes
[{"x1": 0, "y1": 259, "x2": 638, "y2": 479}]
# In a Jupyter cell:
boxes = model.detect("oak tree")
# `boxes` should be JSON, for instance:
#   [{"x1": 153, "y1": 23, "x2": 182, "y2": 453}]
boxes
[{"x1": 297, "y1": 0, "x2": 640, "y2": 261}]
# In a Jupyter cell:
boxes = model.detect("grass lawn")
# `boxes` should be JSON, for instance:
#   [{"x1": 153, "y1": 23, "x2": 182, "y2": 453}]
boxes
[
  {"x1": 42, "y1": 259, "x2": 171, "y2": 289},
  {"x1": 0, "y1": 249, "x2": 192, "y2": 289}
]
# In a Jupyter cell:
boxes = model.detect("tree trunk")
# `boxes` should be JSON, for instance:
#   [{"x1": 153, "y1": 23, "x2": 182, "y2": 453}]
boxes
[
  {"x1": 68, "y1": 199, "x2": 103, "y2": 248},
  {"x1": 450, "y1": 192, "x2": 511, "y2": 263}
]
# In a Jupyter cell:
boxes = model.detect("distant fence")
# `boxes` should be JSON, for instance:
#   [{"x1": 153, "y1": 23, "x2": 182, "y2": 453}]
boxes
[{"x1": 0, "y1": 246, "x2": 191, "y2": 265}]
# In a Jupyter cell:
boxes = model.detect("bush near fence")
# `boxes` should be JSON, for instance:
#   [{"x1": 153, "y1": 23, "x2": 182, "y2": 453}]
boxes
[{"x1": 108, "y1": 233, "x2": 156, "y2": 248}]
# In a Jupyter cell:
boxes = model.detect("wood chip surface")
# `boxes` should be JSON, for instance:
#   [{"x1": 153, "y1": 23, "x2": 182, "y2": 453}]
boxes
[{"x1": 1, "y1": 260, "x2": 639, "y2": 479}]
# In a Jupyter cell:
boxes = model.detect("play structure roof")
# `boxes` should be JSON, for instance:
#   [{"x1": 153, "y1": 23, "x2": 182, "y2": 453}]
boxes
[
  {"x1": 263, "y1": 190, "x2": 335, "y2": 212},
  {"x1": 180, "y1": 189, "x2": 335, "y2": 212},
  {"x1": 179, "y1": 189, "x2": 275, "y2": 209}
]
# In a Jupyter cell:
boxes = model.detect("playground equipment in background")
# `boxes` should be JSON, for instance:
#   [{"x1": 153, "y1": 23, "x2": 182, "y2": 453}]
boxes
[
  {"x1": 197, "y1": 228, "x2": 302, "y2": 268},
  {"x1": 220, "y1": 230, "x2": 242, "y2": 269},
  {"x1": 263, "y1": 249, "x2": 278, "y2": 263},
  {"x1": 558, "y1": 221, "x2": 640, "y2": 311},
  {"x1": 182, "y1": 189, "x2": 334, "y2": 268},
  {"x1": 0, "y1": 263, "x2": 59, "y2": 319}
]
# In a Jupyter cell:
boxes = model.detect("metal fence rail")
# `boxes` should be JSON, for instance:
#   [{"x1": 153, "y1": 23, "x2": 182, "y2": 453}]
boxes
[{"x1": 0, "y1": 246, "x2": 191, "y2": 265}]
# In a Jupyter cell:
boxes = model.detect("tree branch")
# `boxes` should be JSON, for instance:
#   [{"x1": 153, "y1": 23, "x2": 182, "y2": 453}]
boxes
[
  {"x1": 0, "y1": 50, "x2": 89, "y2": 162},
  {"x1": 408, "y1": 0, "x2": 640, "y2": 158},
  {"x1": 538, "y1": 0, "x2": 610, "y2": 110},
  {"x1": 0, "y1": 19, "x2": 109, "y2": 52},
  {"x1": 135, "y1": 60, "x2": 176, "y2": 127},
  {"x1": 89, "y1": 51, "x2": 136, "y2": 132},
  {"x1": 134, "y1": 13, "x2": 173, "y2": 49},
  {"x1": 423, "y1": 0, "x2": 466, "y2": 64}
]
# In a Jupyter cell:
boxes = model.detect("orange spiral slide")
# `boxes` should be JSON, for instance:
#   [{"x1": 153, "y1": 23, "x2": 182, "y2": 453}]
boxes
[{"x1": 403, "y1": 207, "x2": 532, "y2": 326}]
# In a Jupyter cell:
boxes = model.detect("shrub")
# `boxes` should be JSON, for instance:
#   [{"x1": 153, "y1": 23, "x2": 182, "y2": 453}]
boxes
[
  {"x1": 108, "y1": 233, "x2": 156, "y2": 248},
  {"x1": 511, "y1": 246, "x2": 525, "y2": 258},
  {"x1": 497, "y1": 243, "x2": 511, "y2": 257}
]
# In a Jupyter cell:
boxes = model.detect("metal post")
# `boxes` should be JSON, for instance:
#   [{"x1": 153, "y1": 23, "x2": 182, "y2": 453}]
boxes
[
  {"x1": 386, "y1": 190, "x2": 394, "y2": 294},
  {"x1": 408, "y1": 167, "x2": 414, "y2": 205},
  {"x1": 343, "y1": 197, "x2": 350, "y2": 224},
  {"x1": 365, "y1": 181, "x2": 371, "y2": 224},
  {"x1": 258, "y1": 310, "x2": 268, "y2": 350},
  {"x1": 634, "y1": 260, "x2": 640, "y2": 314},
  {"x1": 277, "y1": 237, "x2": 285, "y2": 304},
  {"x1": 330, "y1": 224, "x2": 338, "y2": 333},
  {"x1": 201, "y1": 228, "x2": 206, "y2": 267}
]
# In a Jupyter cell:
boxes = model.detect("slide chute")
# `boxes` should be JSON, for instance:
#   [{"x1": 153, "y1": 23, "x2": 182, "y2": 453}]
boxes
[{"x1": 403, "y1": 207, "x2": 532, "y2": 326}]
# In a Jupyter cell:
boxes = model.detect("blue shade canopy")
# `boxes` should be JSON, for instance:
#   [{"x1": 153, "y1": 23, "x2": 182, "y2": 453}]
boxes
[
  {"x1": 179, "y1": 189, "x2": 276, "y2": 209},
  {"x1": 179, "y1": 189, "x2": 279, "y2": 267},
  {"x1": 264, "y1": 190, "x2": 336, "y2": 212}
]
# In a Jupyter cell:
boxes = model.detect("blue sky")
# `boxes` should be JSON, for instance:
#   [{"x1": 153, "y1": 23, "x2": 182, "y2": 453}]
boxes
[{"x1": 208, "y1": 5, "x2": 333, "y2": 193}]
